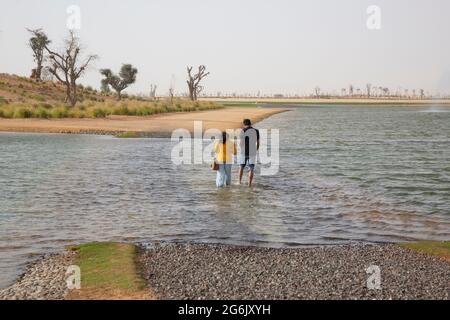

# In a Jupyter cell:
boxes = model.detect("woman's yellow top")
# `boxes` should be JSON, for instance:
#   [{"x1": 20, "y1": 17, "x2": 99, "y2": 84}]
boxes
[{"x1": 214, "y1": 141, "x2": 237, "y2": 163}]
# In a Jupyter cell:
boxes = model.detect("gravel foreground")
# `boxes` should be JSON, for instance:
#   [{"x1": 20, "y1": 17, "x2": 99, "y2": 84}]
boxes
[
  {"x1": 0, "y1": 251, "x2": 76, "y2": 300},
  {"x1": 1, "y1": 243, "x2": 449, "y2": 300},
  {"x1": 139, "y1": 243, "x2": 450, "y2": 300}
]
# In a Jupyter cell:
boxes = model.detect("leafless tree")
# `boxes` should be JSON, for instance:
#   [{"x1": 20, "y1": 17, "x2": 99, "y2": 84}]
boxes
[
  {"x1": 314, "y1": 86, "x2": 321, "y2": 98},
  {"x1": 366, "y1": 83, "x2": 372, "y2": 98},
  {"x1": 420, "y1": 89, "x2": 425, "y2": 99},
  {"x1": 168, "y1": 87, "x2": 175, "y2": 104},
  {"x1": 150, "y1": 84, "x2": 157, "y2": 100},
  {"x1": 186, "y1": 65, "x2": 209, "y2": 101},
  {"x1": 341, "y1": 88, "x2": 346, "y2": 97},
  {"x1": 349, "y1": 85, "x2": 354, "y2": 96},
  {"x1": 45, "y1": 31, "x2": 97, "y2": 107},
  {"x1": 168, "y1": 75, "x2": 176, "y2": 104}
]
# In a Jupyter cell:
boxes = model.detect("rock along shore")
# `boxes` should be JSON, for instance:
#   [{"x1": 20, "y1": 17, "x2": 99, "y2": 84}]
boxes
[{"x1": 1, "y1": 243, "x2": 449, "y2": 300}]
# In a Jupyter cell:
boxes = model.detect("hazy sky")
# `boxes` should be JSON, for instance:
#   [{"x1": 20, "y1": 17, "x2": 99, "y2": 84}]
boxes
[{"x1": 1, "y1": 0, "x2": 449, "y2": 96}]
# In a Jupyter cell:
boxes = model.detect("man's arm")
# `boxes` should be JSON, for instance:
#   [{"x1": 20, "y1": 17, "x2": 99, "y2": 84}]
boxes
[{"x1": 256, "y1": 129, "x2": 260, "y2": 150}]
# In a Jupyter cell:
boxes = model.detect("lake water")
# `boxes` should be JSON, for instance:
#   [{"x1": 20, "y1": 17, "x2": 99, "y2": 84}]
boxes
[{"x1": 1, "y1": 105, "x2": 450, "y2": 288}]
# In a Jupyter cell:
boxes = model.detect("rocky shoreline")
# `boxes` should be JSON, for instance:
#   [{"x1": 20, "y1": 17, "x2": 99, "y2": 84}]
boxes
[
  {"x1": 0, "y1": 251, "x2": 76, "y2": 300},
  {"x1": 1, "y1": 243, "x2": 449, "y2": 300}
]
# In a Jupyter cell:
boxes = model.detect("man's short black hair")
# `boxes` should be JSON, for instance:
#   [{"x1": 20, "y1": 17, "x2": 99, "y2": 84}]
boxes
[{"x1": 243, "y1": 119, "x2": 252, "y2": 126}]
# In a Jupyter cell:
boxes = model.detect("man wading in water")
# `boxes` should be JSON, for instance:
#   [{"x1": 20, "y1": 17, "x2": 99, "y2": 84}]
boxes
[{"x1": 239, "y1": 119, "x2": 260, "y2": 187}]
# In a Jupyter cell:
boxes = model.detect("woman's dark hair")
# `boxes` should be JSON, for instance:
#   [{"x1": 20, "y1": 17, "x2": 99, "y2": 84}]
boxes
[{"x1": 222, "y1": 131, "x2": 228, "y2": 144}]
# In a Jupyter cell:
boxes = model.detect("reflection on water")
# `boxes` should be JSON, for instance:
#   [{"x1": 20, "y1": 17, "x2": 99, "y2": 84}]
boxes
[{"x1": 0, "y1": 105, "x2": 450, "y2": 287}]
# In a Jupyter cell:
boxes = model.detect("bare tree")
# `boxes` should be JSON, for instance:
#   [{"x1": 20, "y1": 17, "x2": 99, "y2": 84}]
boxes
[
  {"x1": 27, "y1": 28, "x2": 51, "y2": 81},
  {"x1": 168, "y1": 75, "x2": 176, "y2": 104},
  {"x1": 45, "y1": 31, "x2": 97, "y2": 107},
  {"x1": 314, "y1": 86, "x2": 321, "y2": 98},
  {"x1": 341, "y1": 88, "x2": 346, "y2": 97},
  {"x1": 150, "y1": 84, "x2": 157, "y2": 100},
  {"x1": 349, "y1": 84, "x2": 354, "y2": 96},
  {"x1": 366, "y1": 83, "x2": 372, "y2": 98},
  {"x1": 420, "y1": 89, "x2": 425, "y2": 99},
  {"x1": 186, "y1": 65, "x2": 210, "y2": 101}
]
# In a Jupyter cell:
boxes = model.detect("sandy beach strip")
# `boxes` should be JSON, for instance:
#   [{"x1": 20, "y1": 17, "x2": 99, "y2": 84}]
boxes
[
  {"x1": 0, "y1": 107, "x2": 287, "y2": 137},
  {"x1": 202, "y1": 97, "x2": 450, "y2": 105},
  {"x1": 1, "y1": 243, "x2": 448, "y2": 300}
]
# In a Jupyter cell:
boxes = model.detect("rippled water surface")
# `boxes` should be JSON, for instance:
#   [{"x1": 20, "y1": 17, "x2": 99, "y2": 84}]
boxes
[{"x1": 1, "y1": 105, "x2": 450, "y2": 287}]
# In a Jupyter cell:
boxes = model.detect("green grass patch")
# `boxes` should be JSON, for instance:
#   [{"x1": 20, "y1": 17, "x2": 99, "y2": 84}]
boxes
[
  {"x1": 220, "y1": 102, "x2": 259, "y2": 108},
  {"x1": 68, "y1": 242, "x2": 146, "y2": 291},
  {"x1": 399, "y1": 241, "x2": 450, "y2": 260},
  {"x1": 115, "y1": 131, "x2": 141, "y2": 138}
]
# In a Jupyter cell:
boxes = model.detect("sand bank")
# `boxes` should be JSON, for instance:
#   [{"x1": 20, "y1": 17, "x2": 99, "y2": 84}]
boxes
[
  {"x1": 203, "y1": 97, "x2": 450, "y2": 105},
  {"x1": 0, "y1": 107, "x2": 287, "y2": 137}
]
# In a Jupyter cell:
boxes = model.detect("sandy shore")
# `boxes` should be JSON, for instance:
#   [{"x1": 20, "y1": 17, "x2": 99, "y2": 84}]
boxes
[
  {"x1": 203, "y1": 97, "x2": 450, "y2": 105},
  {"x1": 1, "y1": 243, "x2": 448, "y2": 300},
  {"x1": 0, "y1": 107, "x2": 287, "y2": 137}
]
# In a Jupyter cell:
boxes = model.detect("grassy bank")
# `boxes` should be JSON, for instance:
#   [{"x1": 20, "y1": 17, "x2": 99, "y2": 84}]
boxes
[
  {"x1": 0, "y1": 73, "x2": 222, "y2": 119},
  {"x1": 400, "y1": 241, "x2": 450, "y2": 262},
  {"x1": 0, "y1": 99, "x2": 222, "y2": 119},
  {"x1": 66, "y1": 242, "x2": 153, "y2": 300}
]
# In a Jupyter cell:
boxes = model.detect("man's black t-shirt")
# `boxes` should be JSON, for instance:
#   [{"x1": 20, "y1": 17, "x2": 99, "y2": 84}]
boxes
[{"x1": 242, "y1": 127, "x2": 260, "y2": 158}]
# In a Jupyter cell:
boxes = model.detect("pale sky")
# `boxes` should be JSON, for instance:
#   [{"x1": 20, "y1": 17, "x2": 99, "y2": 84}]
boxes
[{"x1": 1, "y1": 0, "x2": 449, "y2": 96}]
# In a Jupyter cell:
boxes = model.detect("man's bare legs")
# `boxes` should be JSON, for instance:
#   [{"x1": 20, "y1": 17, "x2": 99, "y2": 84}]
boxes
[
  {"x1": 239, "y1": 166, "x2": 254, "y2": 187},
  {"x1": 248, "y1": 170, "x2": 254, "y2": 187},
  {"x1": 239, "y1": 166, "x2": 244, "y2": 185}
]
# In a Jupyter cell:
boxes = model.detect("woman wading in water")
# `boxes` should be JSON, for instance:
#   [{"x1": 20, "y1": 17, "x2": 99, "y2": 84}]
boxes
[{"x1": 213, "y1": 132, "x2": 237, "y2": 188}]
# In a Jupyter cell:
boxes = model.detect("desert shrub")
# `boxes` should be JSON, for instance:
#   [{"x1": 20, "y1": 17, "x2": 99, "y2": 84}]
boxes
[
  {"x1": 14, "y1": 108, "x2": 33, "y2": 118},
  {"x1": 0, "y1": 96, "x2": 8, "y2": 105},
  {"x1": 36, "y1": 107, "x2": 50, "y2": 118},
  {"x1": 0, "y1": 108, "x2": 13, "y2": 118},
  {"x1": 51, "y1": 107, "x2": 69, "y2": 118},
  {"x1": 92, "y1": 108, "x2": 108, "y2": 118},
  {"x1": 113, "y1": 104, "x2": 131, "y2": 116},
  {"x1": 39, "y1": 103, "x2": 53, "y2": 109}
]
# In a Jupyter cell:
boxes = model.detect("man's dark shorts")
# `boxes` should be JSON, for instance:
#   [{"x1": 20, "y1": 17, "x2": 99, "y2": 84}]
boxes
[{"x1": 240, "y1": 158, "x2": 255, "y2": 171}]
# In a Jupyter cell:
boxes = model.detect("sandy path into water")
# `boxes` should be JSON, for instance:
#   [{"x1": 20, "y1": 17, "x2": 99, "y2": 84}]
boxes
[{"x1": 0, "y1": 107, "x2": 287, "y2": 137}]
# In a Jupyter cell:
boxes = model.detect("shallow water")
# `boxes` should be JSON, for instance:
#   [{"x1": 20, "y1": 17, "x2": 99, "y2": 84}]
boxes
[{"x1": 1, "y1": 105, "x2": 450, "y2": 287}]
